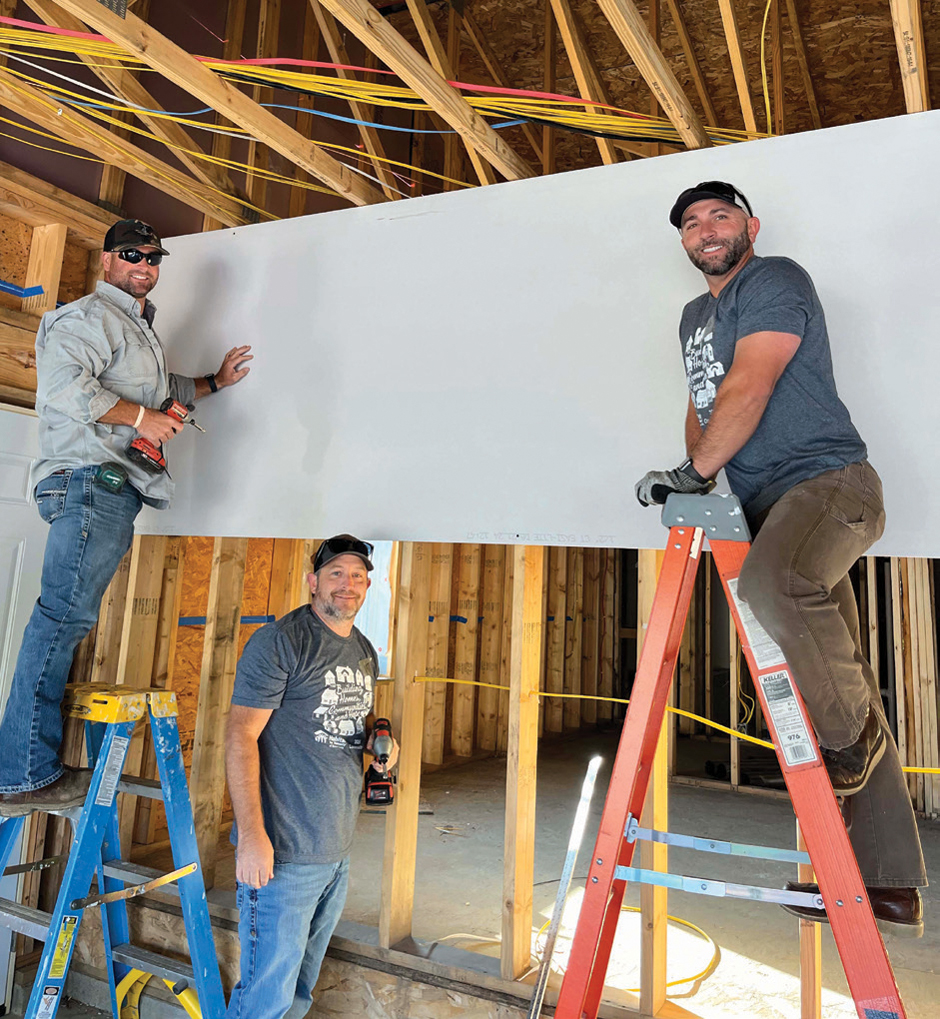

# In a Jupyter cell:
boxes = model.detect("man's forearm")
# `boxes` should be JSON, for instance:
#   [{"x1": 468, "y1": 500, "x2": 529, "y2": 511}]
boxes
[
  {"x1": 225, "y1": 731, "x2": 267, "y2": 838},
  {"x1": 685, "y1": 401, "x2": 703, "y2": 456},
  {"x1": 688, "y1": 380, "x2": 772, "y2": 478},
  {"x1": 97, "y1": 397, "x2": 144, "y2": 427}
]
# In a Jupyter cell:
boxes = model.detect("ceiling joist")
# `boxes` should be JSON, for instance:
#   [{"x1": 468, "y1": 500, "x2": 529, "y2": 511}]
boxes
[
  {"x1": 23, "y1": 0, "x2": 242, "y2": 199},
  {"x1": 782, "y1": 0, "x2": 821, "y2": 131},
  {"x1": 717, "y1": 0, "x2": 758, "y2": 134},
  {"x1": 595, "y1": 0, "x2": 711, "y2": 149},
  {"x1": 0, "y1": 66, "x2": 250, "y2": 226},
  {"x1": 316, "y1": 0, "x2": 535, "y2": 181},
  {"x1": 52, "y1": 0, "x2": 388, "y2": 207},
  {"x1": 889, "y1": 0, "x2": 931, "y2": 113},
  {"x1": 662, "y1": 0, "x2": 719, "y2": 128}
]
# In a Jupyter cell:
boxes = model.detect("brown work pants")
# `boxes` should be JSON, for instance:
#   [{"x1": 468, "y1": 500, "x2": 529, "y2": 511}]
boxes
[{"x1": 737, "y1": 461, "x2": 927, "y2": 888}]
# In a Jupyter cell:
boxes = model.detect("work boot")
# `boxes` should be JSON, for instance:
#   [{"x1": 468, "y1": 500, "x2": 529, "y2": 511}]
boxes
[
  {"x1": 781, "y1": 881, "x2": 924, "y2": 938},
  {"x1": 820, "y1": 706, "x2": 885, "y2": 795},
  {"x1": 0, "y1": 767, "x2": 91, "y2": 817}
]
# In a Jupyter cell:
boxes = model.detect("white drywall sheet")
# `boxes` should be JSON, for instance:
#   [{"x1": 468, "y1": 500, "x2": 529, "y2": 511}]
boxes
[{"x1": 141, "y1": 110, "x2": 940, "y2": 556}]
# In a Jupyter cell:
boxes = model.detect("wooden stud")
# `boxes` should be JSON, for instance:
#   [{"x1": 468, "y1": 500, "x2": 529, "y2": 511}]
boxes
[
  {"x1": 380, "y1": 542, "x2": 431, "y2": 948},
  {"x1": 403, "y1": 0, "x2": 499, "y2": 186},
  {"x1": 782, "y1": 0, "x2": 822, "y2": 130},
  {"x1": 548, "y1": 0, "x2": 620, "y2": 165},
  {"x1": 771, "y1": 0, "x2": 785, "y2": 134},
  {"x1": 310, "y1": 1, "x2": 402, "y2": 200},
  {"x1": 598, "y1": 549, "x2": 616, "y2": 723},
  {"x1": 890, "y1": 557, "x2": 914, "y2": 799},
  {"x1": 663, "y1": 0, "x2": 719, "y2": 127},
  {"x1": 0, "y1": 68, "x2": 249, "y2": 227},
  {"x1": 267, "y1": 539, "x2": 308, "y2": 620},
  {"x1": 717, "y1": 0, "x2": 759, "y2": 134},
  {"x1": 542, "y1": 0, "x2": 557, "y2": 174},
  {"x1": 451, "y1": 544, "x2": 481, "y2": 756},
  {"x1": 477, "y1": 546, "x2": 505, "y2": 751},
  {"x1": 288, "y1": 2, "x2": 321, "y2": 219},
  {"x1": 501, "y1": 546, "x2": 546, "y2": 979},
  {"x1": 422, "y1": 544, "x2": 454, "y2": 764},
  {"x1": 22, "y1": 222, "x2": 67, "y2": 317},
  {"x1": 580, "y1": 548, "x2": 600, "y2": 726},
  {"x1": 190, "y1": 537, "x2": 248, "y2": 889},
  {"x1": 889, "y1": 0, "x2": 931, "y2": 113},
  {"x1": 647, "y1": 0, "x2": 661, "y2": 157},
  {"x1": 244, "y1": 0, "x2": 282, "y2": 210},
  {"x1": 55, "y1": 0, "x2": 387, "y2": 208},
  {"x1": 135, "y1": 537, "x2": 186, "y2": 845},
  {"x1": 544, "y1": 547, "x2": 567, "y2": 734},
  {"x1": 594, "y1": 0, "x2": 711, "y2": 149},
  {"x1": 318, "y1": 0, "x2": 533, "y2": 181},
  {"x1": 730, "y1": 611, "x2": 741, "y2": 788},
  {"x1": 497, "y1": 547, "x2": 516, "y2": 752},
  {"x1": 636, "y1": 549, "x2": 667, "y2": 1015},
  {"x1": 90, "y1": 548, "x2": 134, "y2": 687},
  {"x1": 563, "y1": 548, "x2": 584, "y2": 730}
]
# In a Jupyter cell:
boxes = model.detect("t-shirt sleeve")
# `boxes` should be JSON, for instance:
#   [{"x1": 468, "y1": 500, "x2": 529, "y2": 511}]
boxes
[
  {"x1": 232, "y1": 624, "x2": 293, "y2": 709},
  {"x1": 735, "y1": 261, "x2": 812, "y2": 341}
]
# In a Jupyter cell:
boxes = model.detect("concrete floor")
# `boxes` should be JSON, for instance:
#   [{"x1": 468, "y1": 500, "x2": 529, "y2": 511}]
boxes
[{"x1": 339, "y1": 730, "x2": 939, "y2": 1019}]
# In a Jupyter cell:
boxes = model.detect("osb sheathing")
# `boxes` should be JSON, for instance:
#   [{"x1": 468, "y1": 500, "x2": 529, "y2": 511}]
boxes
[
  {"x1": 0, "y1": 213, "x2": 31, "y2": 311},
  {"x1": 387, "y1": 0, "x2": 928, "y2": 176}
]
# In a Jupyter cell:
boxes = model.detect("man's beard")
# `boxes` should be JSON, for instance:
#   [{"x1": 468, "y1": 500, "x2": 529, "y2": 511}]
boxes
[
  {"x1": 687, "y1": 227, "x2": 750, "y2": 276},
  {"x1": 317, "y1": 594, "x2": 360, "y2": 622}
]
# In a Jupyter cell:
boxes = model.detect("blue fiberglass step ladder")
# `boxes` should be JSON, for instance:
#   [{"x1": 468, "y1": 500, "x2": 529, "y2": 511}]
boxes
[{"x1": 0, "y1": 685, "x2": 225, "y2": 1019}]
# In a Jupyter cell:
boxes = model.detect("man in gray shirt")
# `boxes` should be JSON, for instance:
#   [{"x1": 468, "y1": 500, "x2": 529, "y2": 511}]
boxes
[
  {"x1": 0, "y1": 219, "x2": 251, "y2": 815},
  {"x1": 225, "y1": 535, "x2": 398, "y2": 1019},
  {"x1": 635, "y1": 182, "x2": 926, "y2": 934}
]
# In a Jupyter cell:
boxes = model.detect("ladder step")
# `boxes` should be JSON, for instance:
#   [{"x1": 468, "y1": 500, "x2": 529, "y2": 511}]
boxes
[
  {"x1": 624, "y1": 815, "x2": 811, "y2": 865},
  {"x1": 117, "y1": 775, "x2": 163, "y2": 801},
  {"x1": 613, "y1": 866, "x2": 825, "y2": 908},
  {"x1": 101, "y1": 862, "x2": 180, "y2": 900},
  {"x1": 111, "y1": 943, "x2": 194, "y2": 986},
  {"x1": 0, "y1": 897, "x2": 52, "y2": 941}
]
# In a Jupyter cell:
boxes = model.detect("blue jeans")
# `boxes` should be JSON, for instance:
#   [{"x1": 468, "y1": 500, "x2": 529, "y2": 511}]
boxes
[
  {"x1": 226, "y1": 858, "x2": 350, "y2": 1019},
  {"x1": 0, "y1": 466, "x2": 141, "y2": 792}
]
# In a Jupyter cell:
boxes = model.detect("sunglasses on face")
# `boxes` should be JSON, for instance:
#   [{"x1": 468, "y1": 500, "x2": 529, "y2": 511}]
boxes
[{"x1": 117, "y1": 248, "x2": 163, "y2": 266}]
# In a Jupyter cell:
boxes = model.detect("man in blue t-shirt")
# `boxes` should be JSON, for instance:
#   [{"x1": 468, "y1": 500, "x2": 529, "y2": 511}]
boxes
[
  {"x1": 636, "y1": 182, "x2": 926, "y2": 934},
  {"x1": 224, "y1": 534, "x2": 398, "y2": 1019}
]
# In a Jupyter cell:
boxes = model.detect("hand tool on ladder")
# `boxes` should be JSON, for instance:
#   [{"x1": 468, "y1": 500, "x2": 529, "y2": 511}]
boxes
[
  {"x1": 0, "y1": 685, "x2": 226, "y2": 1019},
  {"x1": 554, "y1": 493, "x2": 907, "y2": 1019}
]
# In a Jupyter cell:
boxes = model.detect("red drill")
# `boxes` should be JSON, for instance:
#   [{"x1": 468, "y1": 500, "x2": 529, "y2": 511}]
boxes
[{"x1": 127, "y1": 398, "x2": 204, "y2": 475}]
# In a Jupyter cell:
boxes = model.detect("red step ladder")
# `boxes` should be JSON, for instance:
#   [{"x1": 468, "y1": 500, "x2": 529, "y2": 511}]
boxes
[{"x1": 554, "y1": 493, "x2": 906, "y2": 1019}]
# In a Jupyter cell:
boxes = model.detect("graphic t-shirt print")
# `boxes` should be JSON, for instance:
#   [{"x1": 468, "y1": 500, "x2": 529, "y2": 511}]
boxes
[
  {"x1": 312, "y1": 664, "x2": 375, "y2": 747},
  {"x1": 684, "y1": 314, "x2": 725, "y2": 424}
]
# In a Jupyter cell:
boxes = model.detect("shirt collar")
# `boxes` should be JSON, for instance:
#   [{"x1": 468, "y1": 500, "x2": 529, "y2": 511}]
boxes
[{"x1": 95, "y1": 280, "x2": 157, "y2": 326}]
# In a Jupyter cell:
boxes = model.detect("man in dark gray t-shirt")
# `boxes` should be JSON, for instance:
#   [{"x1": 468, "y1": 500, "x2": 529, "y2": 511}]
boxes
[
  {"x1": 636, "y1": 182, "x2": 926, "y2": 934},
  {"x1": 224, "y1": 535, "x2": 398, "y2": 1019}
]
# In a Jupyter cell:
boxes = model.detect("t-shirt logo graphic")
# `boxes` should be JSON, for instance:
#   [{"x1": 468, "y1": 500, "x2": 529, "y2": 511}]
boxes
[
  {"x1": 685, "y1": 316, "x2": 725, "y2": 422},
  {"x1": 313, "y1": 665, "x2": 374, "y2": 747}
]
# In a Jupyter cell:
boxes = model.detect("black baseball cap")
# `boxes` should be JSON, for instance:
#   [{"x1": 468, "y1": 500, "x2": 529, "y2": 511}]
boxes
[
  {"x1": 669, "y1": 181, "x2": 753, "y2": 229},
  {"x1": 313, "y1": 535, "x2": 375, "y2": 573},
  {"x1": 103, "y1": 218, "x2": 169, "y2": 255}
]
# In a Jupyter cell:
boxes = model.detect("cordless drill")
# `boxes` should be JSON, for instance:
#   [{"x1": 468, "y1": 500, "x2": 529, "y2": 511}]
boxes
[
  {"x1": 127, "y1": 398, "x2": 203, "y2": 475},
  {"x1": 364, "y1": 718, "x2": 395, "y2": 806}
]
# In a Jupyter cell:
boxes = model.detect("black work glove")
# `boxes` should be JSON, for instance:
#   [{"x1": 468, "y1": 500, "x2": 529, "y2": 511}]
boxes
[{"x1": 635, "y1": 461, "x2": 715, "y2": 507}]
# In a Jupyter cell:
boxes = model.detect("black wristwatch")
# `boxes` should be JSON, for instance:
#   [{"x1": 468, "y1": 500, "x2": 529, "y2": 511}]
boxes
[
  {"x1": 677, "y1": 458, "x2": 710, "y2": 484},
  {"x1": 204, "y1": 373, "x2": 218, "y2": 393}
]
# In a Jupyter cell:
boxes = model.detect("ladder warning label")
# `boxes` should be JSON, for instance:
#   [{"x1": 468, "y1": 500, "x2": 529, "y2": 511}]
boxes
[
  {"x1": 48, "y1": 916, "x2": 78, "y2": 978},
  {"x1": 36, "y1": 985, "x2": 59, "y2": 1019},
  {"x1": 759, "y1": 671, "x2": 818, "y2": 767},
  {"x1": 95, "y1": 735, "x2": 130, "y2": 807},
  {"x1": 727, "y1": 579, "x2": 787, "y2": 670}
]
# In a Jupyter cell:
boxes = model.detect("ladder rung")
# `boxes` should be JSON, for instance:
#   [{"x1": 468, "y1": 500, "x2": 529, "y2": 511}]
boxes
[
  {"x1": 118, "y1": 775, "x2": 164, "y2": 800},
  {"x1": 0, "y1": 897, "x2": 52, "y2": 941},
  {"x1": 613, "y1": 866, "x2": 824, "y2": 908},
  {"x1": 111, "y1": 943, "x2": 194, "y2": 986},
  {"x1": 624, "y1": 815, "x2": 811, "y2": 865},
  {"x1": 101, "y1": 862, "x2": 180, "y2": 900}
]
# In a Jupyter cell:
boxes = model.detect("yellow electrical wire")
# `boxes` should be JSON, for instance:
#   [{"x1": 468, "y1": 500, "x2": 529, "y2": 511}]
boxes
[
  {"x1": 412, "y1": 676, "x2": 940, "y2": 772},
  {"x1": 759, "y1": 0, "x2": 774, "y2": 136}
]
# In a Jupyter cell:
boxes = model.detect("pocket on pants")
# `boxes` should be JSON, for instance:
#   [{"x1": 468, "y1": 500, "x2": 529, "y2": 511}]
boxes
[{"x1": 34, "y1": 470, "x2": 72, "y2": 524}]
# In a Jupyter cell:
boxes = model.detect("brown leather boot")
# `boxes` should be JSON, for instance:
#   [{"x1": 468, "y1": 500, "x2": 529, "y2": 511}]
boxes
[
  {"x1": 781, "y1": 880, "x2": 924, "y2": 938},
  {"x1": 0, "y1": 767, "x2": 91, "y2": 818},
  {"x1": 821, "y1": 706, "x2": 886, "y2": 795}
]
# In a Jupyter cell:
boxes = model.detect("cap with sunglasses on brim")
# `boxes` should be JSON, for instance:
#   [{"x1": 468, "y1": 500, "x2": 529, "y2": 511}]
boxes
[
  {"x1": 669, "y1": 181, "x2": 754, "y2": 229},
  {"x1": 313, "y1": 534, "x2": 375, "y2": 573},
  {"x1": 103, "y1": 218, "x2": 170, "y2": 256}
]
